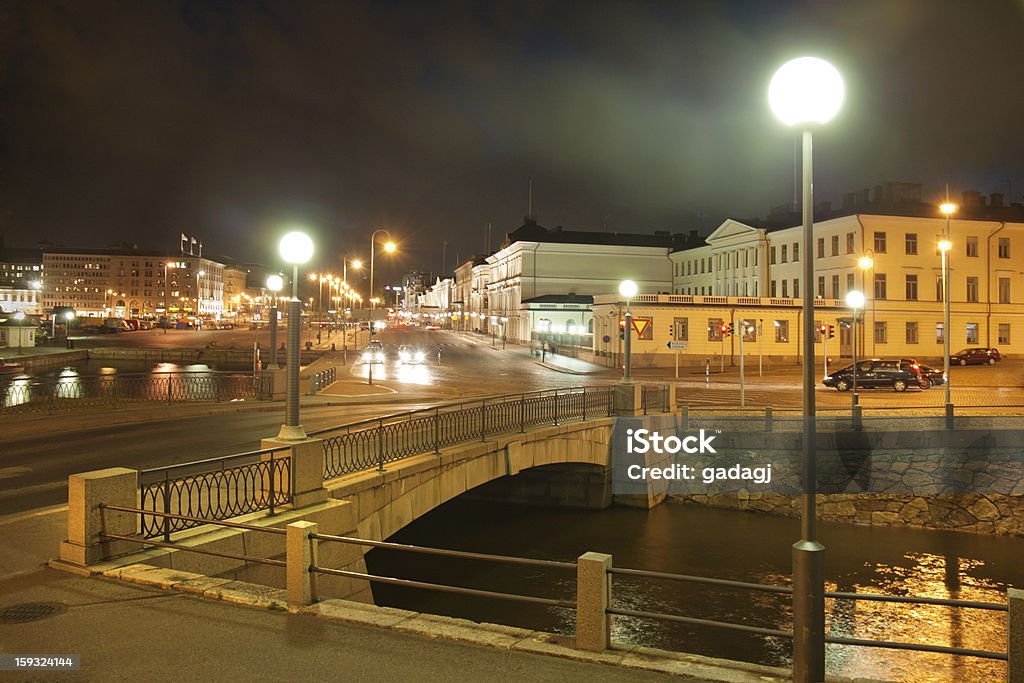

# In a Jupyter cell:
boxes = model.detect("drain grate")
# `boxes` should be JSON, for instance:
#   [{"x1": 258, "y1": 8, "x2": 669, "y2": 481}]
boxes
[{"x1": 0, "y1": 602, "x2": 66, "y2": 624}]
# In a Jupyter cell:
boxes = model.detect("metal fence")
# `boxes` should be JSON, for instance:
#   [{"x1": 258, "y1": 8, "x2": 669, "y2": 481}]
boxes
[
  {"x1": 312, "y1": 386, "x2": 616, "y2": 479},
  {"x1": 138, "y1": 447, "x2": 292, "y2": 541},
  {"x1": 0, "y1": 372, "x2": 273, "y2": 414}
]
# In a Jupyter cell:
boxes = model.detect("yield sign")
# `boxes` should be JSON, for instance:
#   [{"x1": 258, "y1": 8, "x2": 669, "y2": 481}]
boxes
[{"x1": 630, "y1": 317, "x2": 650, "y2": 337}]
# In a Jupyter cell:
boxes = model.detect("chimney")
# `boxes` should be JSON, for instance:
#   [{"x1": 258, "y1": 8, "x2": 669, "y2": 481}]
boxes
[
  {"x1": 991, "y1": 193, "x2": 1005, "y2": 208},
  {"x1": 860, "y1": 188, "x2": 870, "y2": 205},
  {"x1": 962, "y1": 190, "x2": 983, "y2": 208},
  {"x1": 872, "y1": 185, "x2": 883, "y2": 202},
  {"x1": 843, "y1": 192, "x2": 856, "y2": 209}
]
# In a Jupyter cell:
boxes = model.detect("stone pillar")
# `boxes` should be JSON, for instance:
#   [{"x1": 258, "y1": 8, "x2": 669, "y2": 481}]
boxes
[
  {"x1": 1011, "y1": 588, "x2": 1024, "y2": 683},
  {"x1": 612, "y1": 382, "x2": 642, "y2": 417},
  {"x1": 287, "y1": 520, "x2": 318, "y2": 607},
  {"x1": 261, "y1": 437, "x2": 327, "y2": 508},
  {"x1": 576, "y1": 551, "x2": 612, "y2": 652},
  {"x1": 59, "y1": 467, "x2": 138, "y2": 566},
  {"x1": 263, "y1": 368, "x2": 287, "y2": 401}
]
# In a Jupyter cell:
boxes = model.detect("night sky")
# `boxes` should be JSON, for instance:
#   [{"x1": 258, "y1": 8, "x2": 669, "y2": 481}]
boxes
[{"x1": 2, "y1": 0, "x2": 1022, "y2": 281}]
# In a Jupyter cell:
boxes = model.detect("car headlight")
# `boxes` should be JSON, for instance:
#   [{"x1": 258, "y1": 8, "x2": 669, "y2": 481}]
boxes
[
  {"x1": 399, "y1": 352, "x2": 410, "y2": 361},
  {"x1": 361, "y1": 352, "x2": 370, "y2": 360},
  {"x1": 823, "y1": 375, "x2": 831, "y2": 382},
  {"x1": 415, "y1": 351, "x2": 425, "y2": 361},
  {"x1": 375, "y1": 352, "x2": 384, "y2": 361}
]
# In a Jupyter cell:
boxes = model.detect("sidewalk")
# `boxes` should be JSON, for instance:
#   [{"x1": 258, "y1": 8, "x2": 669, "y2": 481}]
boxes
[{"x1": 458, "y1": 331, "x2": 610, "y2": 376}]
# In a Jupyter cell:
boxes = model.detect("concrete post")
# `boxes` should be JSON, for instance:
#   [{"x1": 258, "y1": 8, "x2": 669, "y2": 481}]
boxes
[
  {"x1": 612, "y1": 383, "x2": 642, "y2": 417},
  {"x1": 576, "y1": 551, "x2": 612, "y2": 652},
  {"x1": 1011, "y1": 588, "x2": 1024, "y2": 683},
  {"x1": 262, "y1": 437, "x2": 328, "y2": 508},
  {"x1": 59, "y1": 467, "x2": 138, "y2": 566},
  {"x1": 263, "y1": 368, "x2": 287, "y2": 401},
  {"x1": 287, "y1": 520, "x2": 318, "y2": 607}
]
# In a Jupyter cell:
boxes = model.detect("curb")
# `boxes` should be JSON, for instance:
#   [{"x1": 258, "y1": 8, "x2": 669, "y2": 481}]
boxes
[
  {"x1": 90, "y1": 563, "x2": 798, "y2": 683},
  {"x1": 531, "y1": 360, "x2": 603, "y2": 376}
]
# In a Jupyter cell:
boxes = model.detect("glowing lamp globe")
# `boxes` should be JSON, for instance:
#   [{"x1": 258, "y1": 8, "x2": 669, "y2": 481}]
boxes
[
  {"x1": 279, "y1": 231, "x2": 314, "y2": 265},
  {"x1": 768, "y1": 57, "x2": 844, "y2": 126},
  {"x1": 266, "y1": 274, "x2": 284, "y2": 292},
  {"x1": 618, "y1": 280, "x2": 638, "y2": 298},
  {"x1": 846, "y1": 290, "x2": 866, "y2": 310}
]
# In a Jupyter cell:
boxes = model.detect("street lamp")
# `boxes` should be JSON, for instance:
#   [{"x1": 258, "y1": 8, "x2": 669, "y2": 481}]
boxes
[
  {"x1": 196, "y1": 270, "x2": 205, "y2": 317},
  {"x1": 857, "y1": 251, "x2": 874, "y2": 357},
  {"x1": 369, "y1": 230, "x2": 396, "y2": 311},
  {"x1": 277, "y1": 230, "x2": 314, "y2": 441},
  {"x1": 846, "y1": 290, "x2": 865, "y2": 427},
  {"x1": 618, "y1": 280, "x2": 638, "y2": 381},
  {"x1": 769, "y1": 55, "x2": 843, "y2": 683},
  {"x1": 938, "y1": 206, "x2": 955, "y2": 427},
  {"x1": 265, "y1": 274, "x2": 284, "y2": 370}
]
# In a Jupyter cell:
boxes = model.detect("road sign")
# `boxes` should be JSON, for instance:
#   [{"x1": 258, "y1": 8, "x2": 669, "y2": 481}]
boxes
[
  {"x1": 667, "y1": 341, "x2": 687, "y2": 350},
  {"x1": 631, "y1": 317, "x2": 650, "y2": 337}
]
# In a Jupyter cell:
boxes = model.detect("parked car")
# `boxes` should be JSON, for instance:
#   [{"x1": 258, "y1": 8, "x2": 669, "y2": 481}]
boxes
[
  {"x1": 822, "y1": 359, "x2": 921, "y2": 392},
  {"x1": 949, "y1": 347, "x2": 1000, "y2": 366},
  {"x1": 897, "y1": 359, "x2": 945, "y2": 389}
]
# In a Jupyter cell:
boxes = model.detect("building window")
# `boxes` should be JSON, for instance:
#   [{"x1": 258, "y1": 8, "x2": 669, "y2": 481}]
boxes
[
  {"x1": 906, "y1": 322, "x2": 918, "y2": 344},
  {"x1": 742, "y1": 321, "x2": 756, "y2": 342},
  {"x1": 831, "y1": 235, "x2": 839, "y2": 256},
  {"x1": 781, "y1": 245, "x2": 788, "y2": 263},
  {"x1": 817, "y1": 238, "x2": 825, "y2": 258},
  {"x1": 770, "y1": 280, "x2": 777, "y2": 297},
  {"x1": 999, "y1": 277, "x2": 1011, "y2": 304},
  {"x1": 874, "y1": 321, "x2": 887, "y2": 344},
  {"x1": 708, "y1": 318, "x2": 723, "y2": 341},
  {"x1": 999, "y1": 323, "x2": 1010, "y2": 345},
  {"x1": 905, "y1": 233, "x2": 918, "y2": 255},
  {"x1": 905, "y1": 274, "x2": 918, "y2": 301},
  {"x1": 847, "y1": 273, "x2": 854, "y2": 293},
  {"x1": 846, "y1": 232, "x2": 855, "y2": 254},
  {"x1": 966, "y1": 322, "x2": 979, "y2": 345},
  {"x1": 967, "y1": 236, "x2": 979, "y2": 257},
  {"x1": 769, "y1": 247, "x2": 776, "y2": 265},
  {"x1": 673, "y1": 317, "x2": 688, "y2": 341},
  {"x1": 792, "y1": 243, "x2": 799, "y2": 262},
  {"x1": 775, "y1": 320, "x2": 789, "y2": 342},
  {"x1": 782, "y1": 280, "x2": 788, "y2": 297},
  {"x1": 967, "y1": 276, "x2": 979, "y2": 303},
  {"x1": 936, "y1": 276, "x2": 944, "y2": 302},
  {"x1": 831, "y1": 275, "x2": 840, "y2": 299},
  {"x1": 874, "y1": 231, "x2": 887, "y2": 253},
  {"x1": 793, "y1": 279, "x2": 799, "y2": 298},
  {"x1": 817, "y1": 276, "x2": 825, "y2": 298},
  {"x1": 873, "y1": 273, "x2": 887, "y2": 300},
  {"x1": 999, "y1": 237, "x2": 1010, "y2": 259},
  {"x1": 936, "y1": 322, "x2": 944, "y2": 344}
]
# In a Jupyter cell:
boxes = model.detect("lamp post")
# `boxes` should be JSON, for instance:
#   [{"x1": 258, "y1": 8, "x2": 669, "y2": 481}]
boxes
[
  {"x1": 277, "y1": 231, "x2": 314, "y2": 441},
  {"x1": 196, "y1": 270, "x2": 205, "y2": 318},
  {"x1": 846, "y1": 290, "x2": 865, "y2": 428},
  {"x1": 265, "y1": 274, "x2": 283, "y2": 370},
  {"x1": 769, "y1": 55, "x2": 844, "y2": 683},
  {"x1": 858, "y1": 251, "x2": 874, "y2": 357},
  {"x1": 369, "y1": 231, "x2": 396, "y2": 311},
  {"x1": 618, "y1": 280, "x2": 638, "y2": 381},
  {"x1": 938, "y1": 204, "x2": 955, "y2": 428}
]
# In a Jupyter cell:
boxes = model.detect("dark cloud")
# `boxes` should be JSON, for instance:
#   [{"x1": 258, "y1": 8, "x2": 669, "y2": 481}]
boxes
[{"x1": 1, "y1": 0, "x2": 1022, "y2": 279}]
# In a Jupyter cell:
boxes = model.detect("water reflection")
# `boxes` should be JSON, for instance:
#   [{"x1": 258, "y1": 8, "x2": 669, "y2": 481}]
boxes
[{"x1": 366, "y1": 501, "x2": 1017, "y2": 682}]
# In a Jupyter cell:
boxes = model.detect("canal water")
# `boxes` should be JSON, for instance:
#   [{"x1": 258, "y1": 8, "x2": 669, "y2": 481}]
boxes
[{"x1": 364, "y1": 499, "x2": 1017, "y2": 682}]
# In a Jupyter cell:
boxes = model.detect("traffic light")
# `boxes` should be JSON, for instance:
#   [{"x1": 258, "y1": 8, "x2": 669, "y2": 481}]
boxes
[
  {"x1": 828, "y1": 324, "x2": 835, "y2": 339},
  {"x1": 720, "y1": 323, "x2": 733, "y2": 337},
  {"x1": 817, "y1": 323, "x2": 827, "y2": 336},
  {"x1": 619, "y1": 318, "x2": 625, "y2": 340}
]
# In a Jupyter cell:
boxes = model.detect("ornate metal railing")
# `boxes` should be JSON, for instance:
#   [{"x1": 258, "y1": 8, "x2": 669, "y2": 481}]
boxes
[
  {"x1": 138, "y1": 447, "x2": 292, "y2": 541},
  {"x1": 0, "y1": 372, "x2": 273, "y2": 414},
  {"x1": 641, "y1": 384, "x2": 668, "y2": 415},
  {"x1": 312, "y1": 386, "x2": 616, "y2": 479}
]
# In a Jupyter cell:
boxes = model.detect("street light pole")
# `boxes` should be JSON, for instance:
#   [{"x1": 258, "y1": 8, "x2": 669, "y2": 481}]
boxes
[
  {"x1": 618, "y1": 280, "x2": 638, "y2": 381},
  {"x1": 265, "y1": 275, "x2": 283, "y2": 370},
  {"x1": 939, "y1": 201, "x2": 956, "y2": 428},
  {"x1": 369, "y1": 230, "x2": 395, "y2": 312},
  {"x1": 846, "y1": 290, "x2": 865, "y2": 428},
  {"x1": 770, "y1": 55, "x2": 843, "y2": 683},
  {"x1": 277, "y1": 231, "x2": 313, "y2": 441}
]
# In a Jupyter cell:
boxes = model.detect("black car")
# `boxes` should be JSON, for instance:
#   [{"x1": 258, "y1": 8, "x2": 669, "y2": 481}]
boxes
[
  {"x1": 899, "y1": 359, "x2": 945, "y2": 389},
  {"x1": 822, "y1": 359, "x2": 920, "y2": 392},
  {"x1": 950, "y1": 347, "x2": 1001, "y2": 366}
]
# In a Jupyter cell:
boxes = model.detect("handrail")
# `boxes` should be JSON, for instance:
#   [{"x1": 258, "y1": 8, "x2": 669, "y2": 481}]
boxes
[
  {"x1": 310, "y1": 531, "x2": 576, "y2": 570},
  {"x1": 139, "y1": 446, "x2": 288, "y2": 476},
  {"x1": 100, "y1": 504, "x2": 288, "y2": 534}
]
